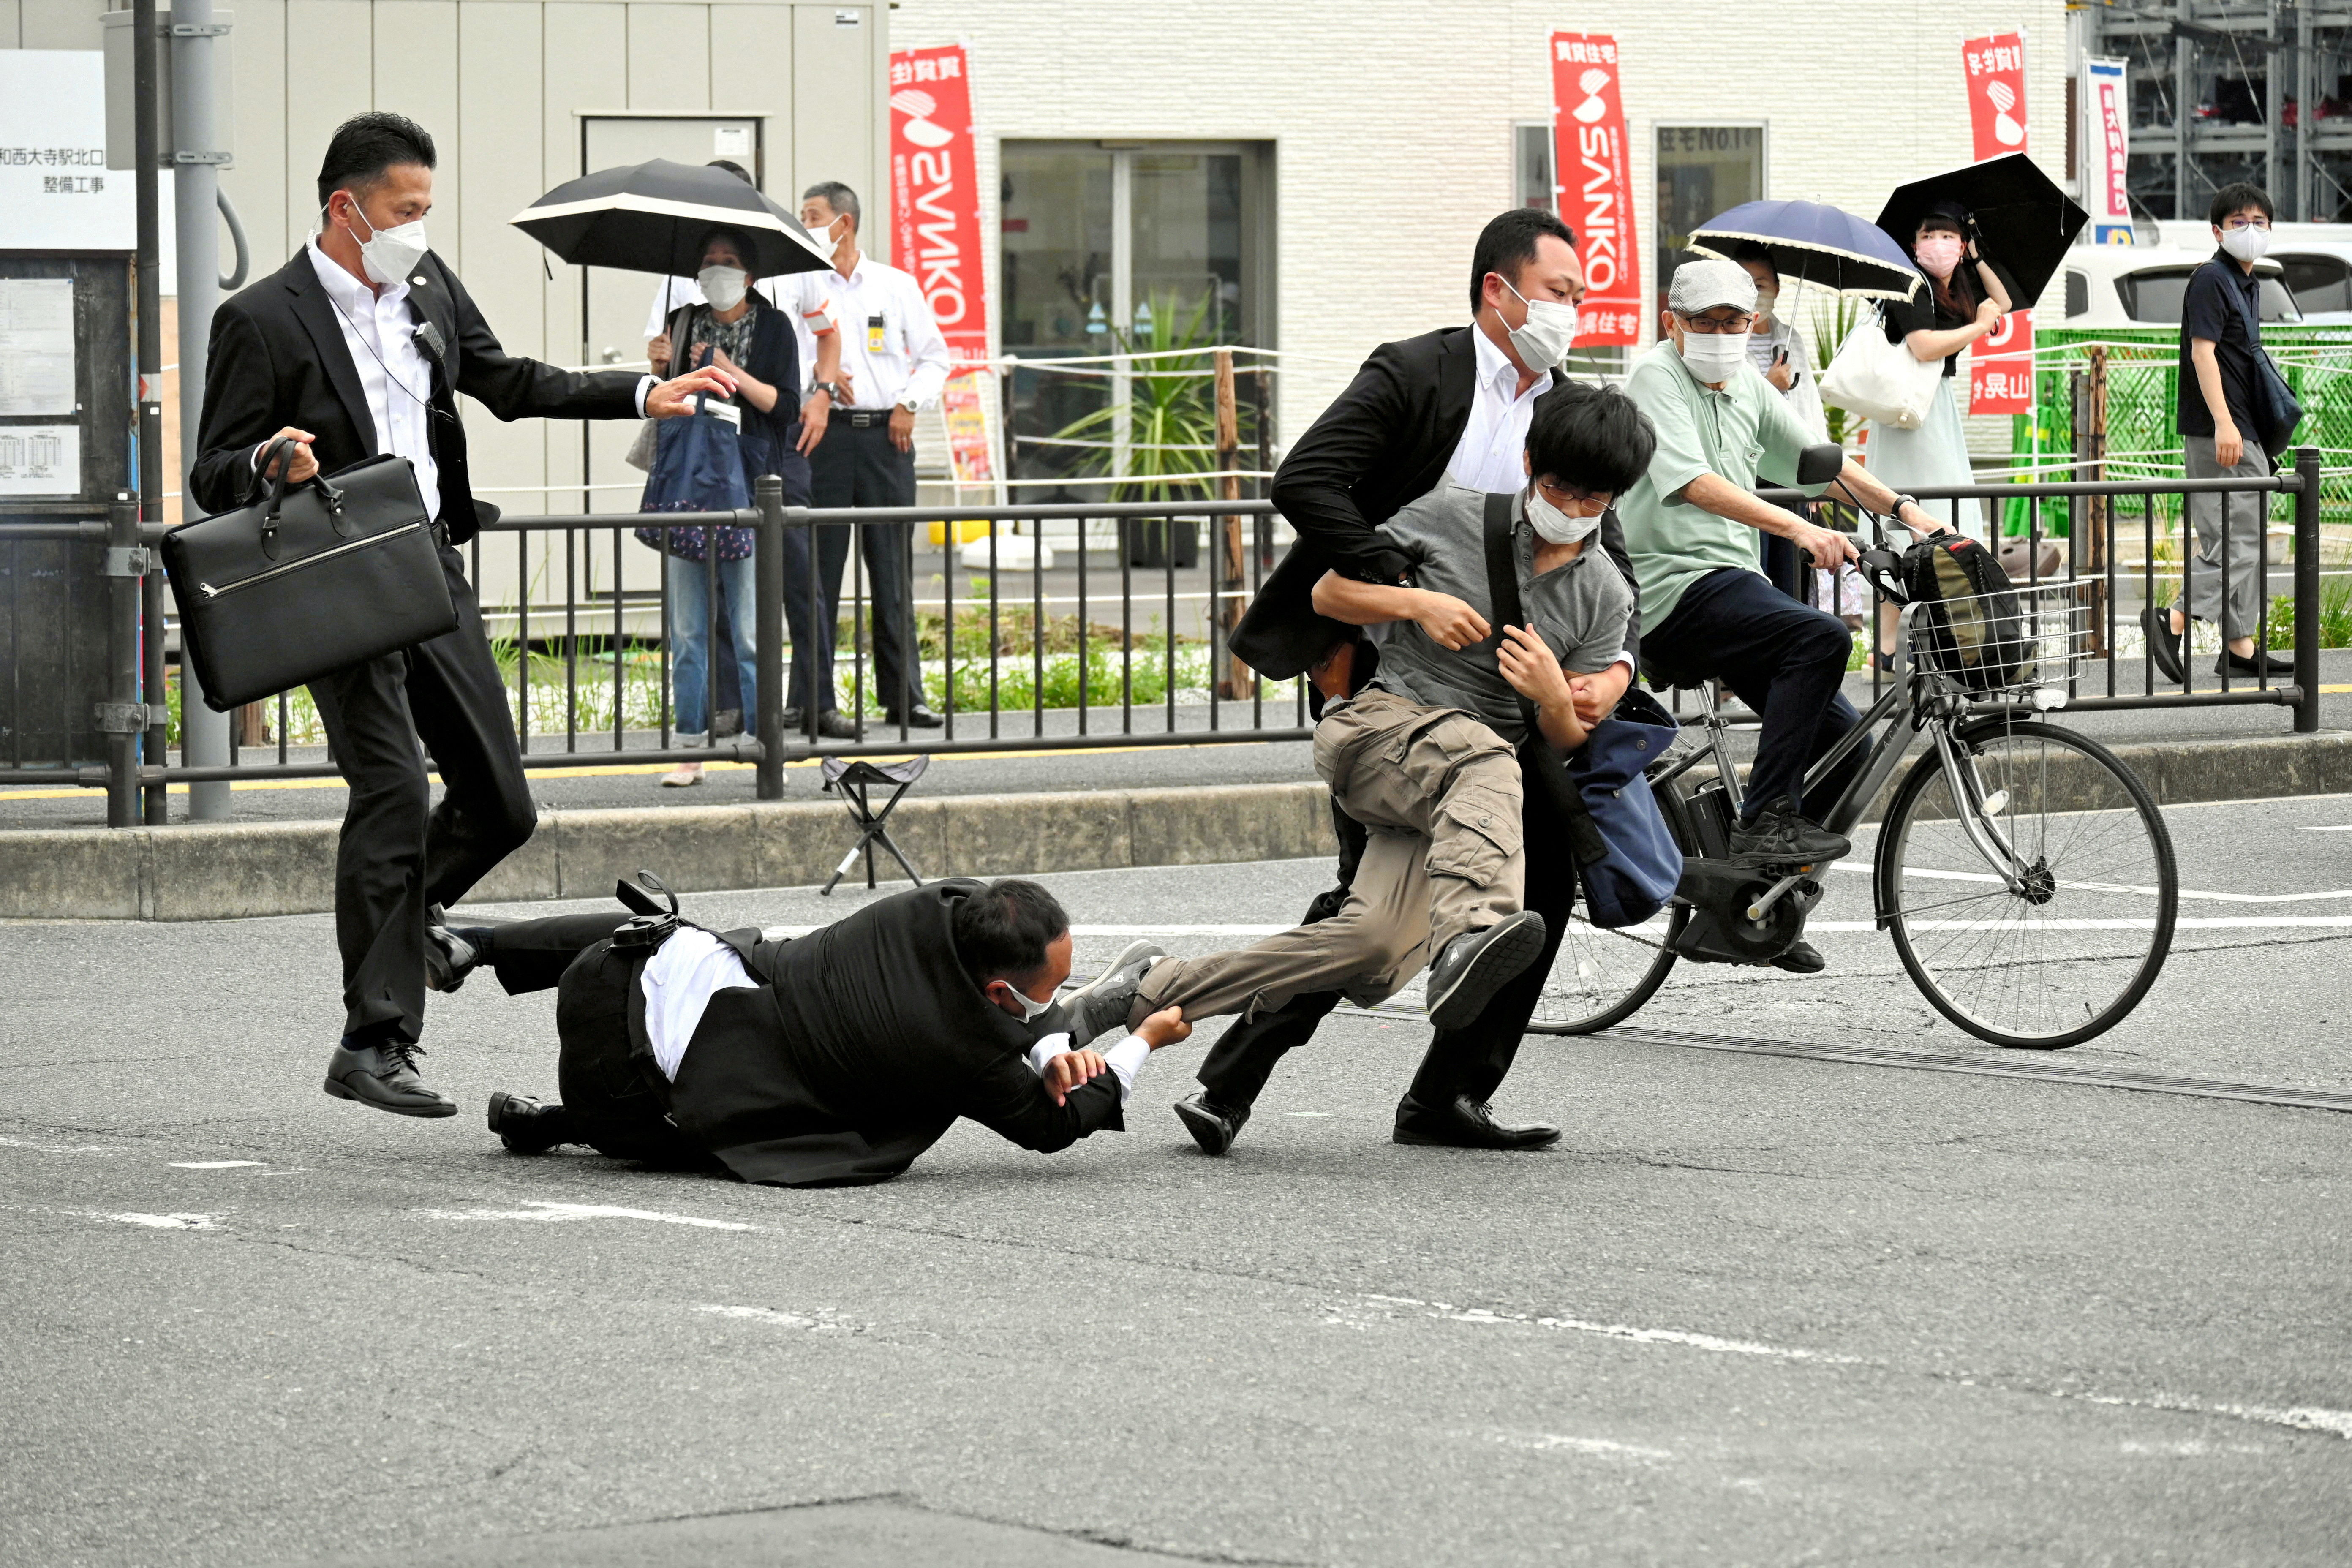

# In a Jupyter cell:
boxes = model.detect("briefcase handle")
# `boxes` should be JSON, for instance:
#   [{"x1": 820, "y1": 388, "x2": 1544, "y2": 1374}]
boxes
[{"x1": 253, "y1": 436, "x2": 351, "y2": 558}]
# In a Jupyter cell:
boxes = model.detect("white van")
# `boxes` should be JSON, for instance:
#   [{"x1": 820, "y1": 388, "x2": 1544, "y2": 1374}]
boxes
[{"x1": 2056, "y1": 246, "x2": 2299, "y2": 329}]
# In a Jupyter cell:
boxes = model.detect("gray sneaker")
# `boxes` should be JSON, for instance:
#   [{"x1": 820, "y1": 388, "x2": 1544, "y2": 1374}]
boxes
[{"x1": 1062, "y1": 939, "x2": 1166, "y2": 1046}]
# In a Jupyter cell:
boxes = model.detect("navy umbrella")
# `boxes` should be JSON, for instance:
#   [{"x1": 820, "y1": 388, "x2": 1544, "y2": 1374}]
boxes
[
  {"x1": 509, "y1": 158, "x2": 831, "y2": 278},
  {"x1": 1686, "y1": 199, "x2": 1923, "y2": 301}
]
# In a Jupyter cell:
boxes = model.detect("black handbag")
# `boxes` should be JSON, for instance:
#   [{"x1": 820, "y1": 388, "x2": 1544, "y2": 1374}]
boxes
[
  {"x1": 2213, "y1": 261, "x2": 2304, "y2": 457},
  {"x1": 161, "y1": 439, "x2": 457, "y2": 711}
]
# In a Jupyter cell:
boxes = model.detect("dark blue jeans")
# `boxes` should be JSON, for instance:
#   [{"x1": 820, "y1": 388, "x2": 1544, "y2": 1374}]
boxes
[{"x1": 1648, "y1": 566, "x2": 1863, "y2": 823}]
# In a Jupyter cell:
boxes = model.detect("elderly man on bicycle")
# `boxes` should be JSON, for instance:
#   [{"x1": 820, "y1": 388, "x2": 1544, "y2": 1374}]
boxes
[{"x1": 1620, "y1": 259, "x2": 1942, "y2": 970}]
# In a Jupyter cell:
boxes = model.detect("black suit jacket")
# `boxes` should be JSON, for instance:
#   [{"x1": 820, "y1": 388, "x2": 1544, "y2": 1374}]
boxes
[
  {"x1": 190, "y1": 246, "x2": 645, "y2": 543},
  {"x1": 1239, "y1": 325, "x2": 1640, "y2": 678},
  {"x1": 665, "y1": 880, "x2": 1126, "y2": 1187}
]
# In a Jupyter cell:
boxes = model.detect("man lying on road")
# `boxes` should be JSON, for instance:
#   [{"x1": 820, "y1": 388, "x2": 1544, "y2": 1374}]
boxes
[{"x1": 430, "y1": 879, "x2": 1181, "y2": 1187}]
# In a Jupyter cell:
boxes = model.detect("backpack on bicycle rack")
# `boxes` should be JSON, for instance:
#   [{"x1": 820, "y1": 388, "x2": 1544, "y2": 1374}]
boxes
[{"x1": 1897, "y1": 532, "x2": 2031, "y2": 694}]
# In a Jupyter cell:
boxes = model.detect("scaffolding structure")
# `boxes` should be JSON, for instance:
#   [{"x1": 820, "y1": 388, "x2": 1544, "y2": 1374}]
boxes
[{"x1": 2087, "y1": 0, "x2": 2352, "y2": 221}]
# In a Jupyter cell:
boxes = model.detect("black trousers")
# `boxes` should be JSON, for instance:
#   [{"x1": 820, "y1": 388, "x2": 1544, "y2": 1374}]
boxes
[
  {"x1": 487, "y1": 912, "x2": 712, "y2": 1168},
  {"x1": 808, "y1": 420, "x2": 920, "y2": 714},
  {"x1": 1196, "y1": 738, "x2": 1579, "y2": 1111},
  {"x1": 1646, "y1": 567, "x2": 1863, "y2": 821},
  {"x1": 306, "y1": 544, "x2": 535, "y2": 1045}
]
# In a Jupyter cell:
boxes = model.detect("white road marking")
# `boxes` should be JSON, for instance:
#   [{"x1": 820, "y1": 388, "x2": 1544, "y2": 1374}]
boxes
[
  {"x1": 169, "y1": 1160, "x2": 262, "y2": 1170},
  {"x1": 420, "y1": 1200, "x2": 754, "y2": 1232},
  {"x1": 0, "y1": 1135, "x2": 108, "y2": 1154},
  {"x1": 694, "y1": 1303, "x2": 865, "y2": 1334},
  {"x1": 1482, "y1": 1430, "x2": 1674, "y2": 1462},
  {"x1": 1007, "y1": 918, "x2": 2352, "y2": 939},
  {"x1": 1284, "y1": 1111, "x2": 1334, "y2": 1118},
  {"x1": 105, "y1": 1212, "x2": 217, "y2": 1230},
  {"x1": 1833, "y1": 862, "x2": 2352, "y2": 904},
  {"x1": 2295, "y1": 825, "x2": 2352, "y2": 831},
  {"x1": 1386, "y1": 1292, "x2": 2352, "y2": 1443}
]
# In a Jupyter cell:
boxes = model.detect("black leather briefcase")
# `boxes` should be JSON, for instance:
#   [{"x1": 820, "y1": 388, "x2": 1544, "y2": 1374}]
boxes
[{"x1": 161, "y1": 441, "x2": 457, "y2": 711}]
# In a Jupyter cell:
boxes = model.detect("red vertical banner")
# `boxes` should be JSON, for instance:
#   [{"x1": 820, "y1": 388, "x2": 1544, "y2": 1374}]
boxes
[
  {"x1": 1969, "y1": 307, "x2": 2035, "y2": 415},
  {"x1": 1549, "y1": 32, "x2": 1639, "y2": 346},
  {"x1": 888, "y1": 43, "x2": 994, "y2": 484},
  {"x1": 1962, "y1": 30, "x2": 2029, "y2": 161}
]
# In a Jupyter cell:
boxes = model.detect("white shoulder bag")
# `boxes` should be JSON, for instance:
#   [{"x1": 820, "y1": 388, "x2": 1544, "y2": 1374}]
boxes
[{"x1": 1818, "y1": 306, "x2": 1943, "y2": 430}]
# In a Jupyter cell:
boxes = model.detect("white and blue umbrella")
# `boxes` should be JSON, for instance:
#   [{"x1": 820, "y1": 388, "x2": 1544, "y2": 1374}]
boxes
[{"x1": 1686, "y1": 199, "x2": 1923, "y2": 302}]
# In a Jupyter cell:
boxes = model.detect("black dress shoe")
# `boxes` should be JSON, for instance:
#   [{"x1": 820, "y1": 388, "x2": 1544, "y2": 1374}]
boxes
[
  {"x1": 1173, "y1": 1090, "x2": 1252, "y2": 1156},
  {"x1": 815, "y1": 709, "x2": 861, "y2": 740},
  {"x1": 2217, "y1": 648, "x2": 2295, "y2": 678},
  {"x1": 1771, "y1": 939, "x2": 1826, "y2": 974},
  {"x1": 1392, "y1": 1093, "x2": 1559, "y2": 1150},
  {"x1": 423, "y1": 906, "x2": 482, "y2": 994},
  {"x1": 887, "y1": 703, "x2": 945, "y2": 729},
  {"x1": 1424, "y1": 910, "x2": 1548, "y2": 1032},
  {"x1": 1729, "y1": 795, "x2": 1851, "y2": 867},
  {"x1": 2141, "y1": 606, "x2": 2186, "y2": 684},
  {"x1": 323, "y1": 1038, "x2": 456, "y2": 1118},
  {"x1": 782, "y1": 706, "x2": 804, "y2": 730},
  {"x1": 487, "y1": 1090, "x2": 574, "y2": 1155}
]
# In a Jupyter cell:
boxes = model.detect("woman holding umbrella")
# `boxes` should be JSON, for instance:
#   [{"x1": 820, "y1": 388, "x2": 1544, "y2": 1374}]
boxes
[
  {"x1": 638, "y1": 226, "x2": 819, "y2": 785},
  {"x1": 1868, "y1": 199, "x2": 2016, "y2": 536}
]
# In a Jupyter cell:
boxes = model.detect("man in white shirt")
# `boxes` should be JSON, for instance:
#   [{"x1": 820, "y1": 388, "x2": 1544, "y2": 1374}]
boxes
[
  {"x1": 797, "y1": 180, "x2": 955, "y2": 732},
  {"x1": 444, "y1": 879, "x2": 1186, "y2": 1187},
  {"x1": 190, "y1": 113, "x2": 730, "y2": 1121}
]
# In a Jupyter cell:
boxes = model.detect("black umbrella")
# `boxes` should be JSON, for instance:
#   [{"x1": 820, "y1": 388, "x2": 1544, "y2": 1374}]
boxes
[
  {"x1": 509, "y1": 158, "x2": 831, "y2": 278},
  {"x1": 1876, "y1": 152, "x2": 2087, "y2": 305}
]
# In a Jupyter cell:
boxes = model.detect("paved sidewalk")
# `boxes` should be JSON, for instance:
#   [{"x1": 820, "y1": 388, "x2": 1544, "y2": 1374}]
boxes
[{"x1": 8, "y1": 648, "x2": 2352, "y2": 833}]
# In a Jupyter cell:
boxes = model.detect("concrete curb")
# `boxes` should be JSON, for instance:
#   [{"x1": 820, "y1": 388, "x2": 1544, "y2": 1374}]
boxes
[{"x1": 5, "y1": 731, "x2": 2348, "y2": 922}]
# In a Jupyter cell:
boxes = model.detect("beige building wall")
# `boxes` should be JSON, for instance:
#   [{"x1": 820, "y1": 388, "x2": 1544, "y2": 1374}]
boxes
[{"x1": 893, "y1": 0, "x2": 2070, "y2": 448}]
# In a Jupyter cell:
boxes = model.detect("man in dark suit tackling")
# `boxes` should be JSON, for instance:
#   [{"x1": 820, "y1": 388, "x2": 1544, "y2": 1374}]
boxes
[
  {"x1": 1184, "y1": 208, "x2": 1642, "y2": 1157},
  {"x1": 191, "y1": 112, "x2": 732, "y2": 1120},
  {"x1": 442, "y1": 878, "x2": 1186, "y2": 1187}
]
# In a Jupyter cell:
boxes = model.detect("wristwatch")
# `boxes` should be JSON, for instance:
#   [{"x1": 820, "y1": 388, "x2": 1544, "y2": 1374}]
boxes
[
  {"x1": 897, "y1": 396, "x2": 921, "y2": 414},
  {"x1": 809, "y1": 381, "x2": 842, "y2": 400}
]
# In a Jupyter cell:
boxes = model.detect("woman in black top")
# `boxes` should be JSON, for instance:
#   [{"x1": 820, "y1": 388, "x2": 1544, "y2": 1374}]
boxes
[{"x1": 1866, "y1": 199, "x2": 2015, "y2": 538}]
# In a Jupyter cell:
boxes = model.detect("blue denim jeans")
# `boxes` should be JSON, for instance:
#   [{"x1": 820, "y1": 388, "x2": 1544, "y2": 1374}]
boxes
[{"x1": 666, "y1": 551, "x2": 757, "y2": 739}]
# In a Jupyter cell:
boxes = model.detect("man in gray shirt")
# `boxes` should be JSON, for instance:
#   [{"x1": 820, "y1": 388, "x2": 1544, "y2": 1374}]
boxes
[{"x1": 1119, "y1": 384, "x2": 1650, "y2": 1050}]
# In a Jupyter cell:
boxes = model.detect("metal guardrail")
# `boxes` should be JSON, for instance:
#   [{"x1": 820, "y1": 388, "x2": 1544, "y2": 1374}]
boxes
[{"x1": 0, "y1": 449, "x2": 2326, "y2": 826}]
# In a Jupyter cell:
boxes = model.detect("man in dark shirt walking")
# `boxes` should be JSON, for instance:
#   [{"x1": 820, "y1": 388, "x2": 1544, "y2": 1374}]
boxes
[{"x1": 2146, "y1": 181, "x2": 2292, "y2": 681}]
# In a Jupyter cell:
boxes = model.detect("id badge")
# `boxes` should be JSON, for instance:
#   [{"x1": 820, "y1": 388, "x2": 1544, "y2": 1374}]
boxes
[{"x1": 866, "y1": 312, "x2": 887, "y2": 353}]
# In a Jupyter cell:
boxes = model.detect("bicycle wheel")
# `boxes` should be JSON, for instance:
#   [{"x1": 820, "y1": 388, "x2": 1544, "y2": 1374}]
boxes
[
  {"x1": 1525, "y1": 778, "x2": 1694, "y2": 1035},
  {"x1": 1878, "y1": 717, "x2": 2176, "y2": 1048}
]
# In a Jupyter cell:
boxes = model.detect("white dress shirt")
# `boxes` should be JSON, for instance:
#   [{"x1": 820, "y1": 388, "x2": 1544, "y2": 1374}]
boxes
[
  {"x1": 640, "y1": 927, "x2": 757, "y2": 1081},
  {"x1": 305, "y1": 241, "x2": 442, "y2": 520},
  {"x1": 811, "y1": 255, "x2": 953, "y2": 411},
  {"x1": 291, "y1": 241, "x2": 656, "y2": 514},
  {"x1": 1446, "y1": 324, "x2": 1550, "y2": 492},
  {"x1": 1025, "y1": 1031, "x2": 1155, "y2": 1105}
]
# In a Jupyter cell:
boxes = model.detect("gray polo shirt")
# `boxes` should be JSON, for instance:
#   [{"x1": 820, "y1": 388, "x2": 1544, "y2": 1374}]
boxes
[{"x1": 1364, "y1": 482, "x2": 1635, "y2": 744}]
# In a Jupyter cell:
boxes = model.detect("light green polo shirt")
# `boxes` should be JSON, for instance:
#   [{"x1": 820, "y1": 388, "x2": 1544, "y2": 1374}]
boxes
[{"x1": 1615, "y1": 340, "x2": 1828, "y2": 628}]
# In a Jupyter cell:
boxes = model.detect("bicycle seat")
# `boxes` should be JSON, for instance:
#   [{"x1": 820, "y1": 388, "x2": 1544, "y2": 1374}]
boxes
[{"x1": 1639, "y1": 652, "x2": 1707, "y2": 693}]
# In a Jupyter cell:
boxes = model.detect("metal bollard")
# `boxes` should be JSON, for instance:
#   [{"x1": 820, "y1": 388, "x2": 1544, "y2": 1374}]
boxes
[
  {"x1": 104, "y1": 493, "x2": 144, "y2": 828},
  {"x1": 754, "y1": 473, "x2": 786, "y2": 799},
  {"x1": 2293, "y1": 445, "x2": 2322, "y2": 734}
]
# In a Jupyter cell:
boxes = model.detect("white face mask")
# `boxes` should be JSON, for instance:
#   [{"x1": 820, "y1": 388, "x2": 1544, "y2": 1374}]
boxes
[
  {"x1": 2220, "y1": 224, "x2": 2272, "y2": 263},
  {"x1": 803, "y1": 212, "x2": 841, "y2": 255},
  {"x1": 1753, "y1": 286, "x2": 1779, "y2": 325},
  {"x1": 995, "y1": 980, "x2": 1054, "y2": 1022},
  {"x1": 1526, "y1": 485, "x2": 1602, "y2": 545},
  {"x1": 1676, "y1": 324, "x2": 1750, "y2": 383},
  {"x1": 1500, "y1": 278, "x2": 1579, "y2": 370},
  {"x1": 698, "y1": 264, "x2": 749, "y2": 311},
  {"x1": 342, "y1": 200, "x2": 429, "y2": 288}
]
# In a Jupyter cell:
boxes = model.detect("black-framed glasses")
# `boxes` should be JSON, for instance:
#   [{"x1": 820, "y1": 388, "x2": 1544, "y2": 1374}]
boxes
[
  {"x1": 1534, "y1": 478, "x2": 1612, "y2": 509},
  {"x1": 1675, "y1": 312, "x2": 1756, "y2": 335},
  {"x1": 2220, "y1": 216, "x2": 2273, "y2": 231}
]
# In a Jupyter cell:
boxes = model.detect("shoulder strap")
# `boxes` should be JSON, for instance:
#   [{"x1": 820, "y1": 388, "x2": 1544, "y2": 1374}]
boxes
[{"x1": 1481, "y1": 491, "x2": 1609, "y2": 866}]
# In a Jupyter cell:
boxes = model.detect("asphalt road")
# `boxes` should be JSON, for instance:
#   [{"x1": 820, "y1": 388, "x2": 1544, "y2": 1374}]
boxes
[{"x1": 5, "y1": 795, "x2": 2352, "y2": 1564}]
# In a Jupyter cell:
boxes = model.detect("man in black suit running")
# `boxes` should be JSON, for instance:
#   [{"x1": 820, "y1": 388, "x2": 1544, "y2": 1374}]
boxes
[
  {"x1": 1179, "y1": 208, "x2": 1641, "y2": 1156},
  {"x1": 191, "y1": 112, "x2": 731, "y2": 1119}
]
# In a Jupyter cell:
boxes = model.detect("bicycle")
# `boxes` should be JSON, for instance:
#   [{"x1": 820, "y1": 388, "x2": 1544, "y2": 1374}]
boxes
[{"x1": 1530, "y1": 521, "x2": 2180, "y2": 1050}]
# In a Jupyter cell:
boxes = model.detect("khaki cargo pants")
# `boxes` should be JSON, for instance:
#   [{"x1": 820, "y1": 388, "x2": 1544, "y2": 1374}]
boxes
[{"x1": 1130, "y1": 687, "x2": 1526, "y2": 1025}]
